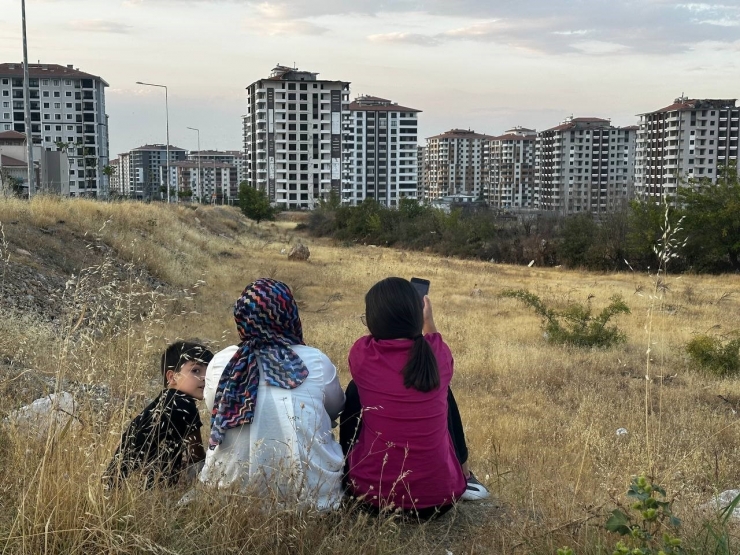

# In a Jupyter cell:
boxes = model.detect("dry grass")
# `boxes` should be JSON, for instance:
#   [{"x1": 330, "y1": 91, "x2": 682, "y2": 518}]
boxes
[{"x1": 1, "y1": 196, "x2": 740, "y2": 554}]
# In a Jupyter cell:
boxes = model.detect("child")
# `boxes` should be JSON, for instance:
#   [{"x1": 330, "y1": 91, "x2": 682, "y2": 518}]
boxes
[{"x1": 105, "y1": 341, "x2": 213, "y2": 488}]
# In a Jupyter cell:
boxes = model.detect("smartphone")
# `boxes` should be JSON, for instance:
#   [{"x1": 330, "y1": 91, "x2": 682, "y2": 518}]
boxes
[{"x1": 410, "y1": 277, "x2": 430, "y2": 298}]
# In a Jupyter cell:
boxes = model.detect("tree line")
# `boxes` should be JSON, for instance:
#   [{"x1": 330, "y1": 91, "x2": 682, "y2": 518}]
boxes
[{"x1": 291, "y1": 164, "x2": 740, "y2": 273}]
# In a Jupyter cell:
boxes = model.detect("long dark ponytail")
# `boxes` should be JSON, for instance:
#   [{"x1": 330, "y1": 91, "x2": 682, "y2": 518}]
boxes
[{"x1": 365, "y1": 277, "x2": 440, "y2": 392}]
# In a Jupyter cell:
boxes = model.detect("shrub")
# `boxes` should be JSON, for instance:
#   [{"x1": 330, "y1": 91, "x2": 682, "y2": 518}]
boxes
[
  {"x1": 501, "y1": 289, "x2": 630, "y2": 348},
  {"x1": 685, "y1": 334, "x2": 740, "y2": 377}
]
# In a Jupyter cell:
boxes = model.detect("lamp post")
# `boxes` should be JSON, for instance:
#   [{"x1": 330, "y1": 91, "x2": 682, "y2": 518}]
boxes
[
  {"x1": 136, "y1": 81, "x2": 170, "y2": 202},
  {"x1": 21, "y1": 0, "x2": 35, "y2": 198},
  {"x1": 186, "y1": 127, "x2": 201, "y2": 202}
]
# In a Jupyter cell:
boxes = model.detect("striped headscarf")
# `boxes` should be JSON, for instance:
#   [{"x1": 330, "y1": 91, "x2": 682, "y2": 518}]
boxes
[{"x1": 209, "y1": 278, "x2": 308, "y2": 449}]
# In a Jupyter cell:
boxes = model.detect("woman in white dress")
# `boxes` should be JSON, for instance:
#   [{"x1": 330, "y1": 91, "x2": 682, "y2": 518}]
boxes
[{"x1": 199, "y1": 278, "x2": 345, "y2": 511}]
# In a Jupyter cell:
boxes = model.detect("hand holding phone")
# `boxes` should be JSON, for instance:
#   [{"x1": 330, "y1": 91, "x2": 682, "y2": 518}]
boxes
[{"x1": 410, "y1": 277, "x2": 430, "y2": 298}]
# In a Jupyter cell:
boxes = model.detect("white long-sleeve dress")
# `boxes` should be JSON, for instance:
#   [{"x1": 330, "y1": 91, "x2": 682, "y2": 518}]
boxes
[{"x1": 199, "y1": 345, "x2": 345, "y2": 511}]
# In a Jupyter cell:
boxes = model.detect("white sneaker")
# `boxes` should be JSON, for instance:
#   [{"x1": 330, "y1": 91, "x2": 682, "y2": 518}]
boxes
[{"x1": 461, "y1": 472, "x2": 490, "y2": 501}]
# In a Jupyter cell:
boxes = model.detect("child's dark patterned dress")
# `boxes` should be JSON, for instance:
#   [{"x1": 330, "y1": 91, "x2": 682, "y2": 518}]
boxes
[{"x1": 105, "y1": 389, "x2": 202, "y2": 487}]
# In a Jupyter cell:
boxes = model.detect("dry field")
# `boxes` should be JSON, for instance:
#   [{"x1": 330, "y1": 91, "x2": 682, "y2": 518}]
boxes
[{"x1": 1, "y1": 196, "x2": 739, "y2": 554}]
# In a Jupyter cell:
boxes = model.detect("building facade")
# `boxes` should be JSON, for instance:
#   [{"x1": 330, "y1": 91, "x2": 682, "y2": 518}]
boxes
[
  {"x1": 187, "y1": 150, "x2": 243, "y2": 199},
  {"x1": 423, "y1": 129, "x2": 490, "y2": 201},
  {"x1": 126, "y1": 144, "x2": 187, "y2": 200},
  {"x1": 0, "y1": 63, "x2": 109, "y2": 197},
  {"x1": 483, "y1": 127, "x2": 536, "y2": 209},
  {"x1": 0, "y1": 130, "x2": 69, "y2": 195},
  {"x1": 166, "y1": 161, "x2": 235, "y2": 203},
  {"x1": 635, "y1": 97, "x2": 740, "y2": 200},
  {"x1": 242, "y1": 65, "x2": 351, "y2": 209},
  {"x1": 345, "y1": 95, "x2": 420, "y2": 206},
  {"x1": 417, "y1": 145, "x2": 426, "y2": 202},
  {"x1": 535, "y1": 117, "x2": 636, "y2": 215}
]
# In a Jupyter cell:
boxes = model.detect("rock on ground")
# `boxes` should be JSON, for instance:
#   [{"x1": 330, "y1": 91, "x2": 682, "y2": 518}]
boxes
[
  {"x1": 4, "y1": 391, "x2": 81, "y2": 439},
  {"x1": 288, "y1": 243, "x2": 311, "y2": 261}
]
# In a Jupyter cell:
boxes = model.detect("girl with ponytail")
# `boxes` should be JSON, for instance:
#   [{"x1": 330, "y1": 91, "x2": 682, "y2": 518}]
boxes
[{"x1": 340, "y1": 277, "x2": 489, "y2": 519}]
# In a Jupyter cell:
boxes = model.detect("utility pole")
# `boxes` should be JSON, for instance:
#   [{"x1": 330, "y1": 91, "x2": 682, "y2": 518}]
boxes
[{"x1": 21, "y1": 0, "x2": 35, "y2": 197}]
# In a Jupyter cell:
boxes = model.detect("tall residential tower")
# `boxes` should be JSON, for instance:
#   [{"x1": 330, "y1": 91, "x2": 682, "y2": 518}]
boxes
[
  {"x1": 535, "y1": 117, "x2": 636, "y2": 215},
  {"x1": 346, "y1": 95, "x2": 420, "y2": 206},
  {"x1": 242, "y1": 65, "x2": 351, "y2": 209},
  {"x1": 635, "y1": 97, "x2": 739, "y2": 200},
  {"x1": 0, "y1": 63, "x2": 109, "y2": 197}
]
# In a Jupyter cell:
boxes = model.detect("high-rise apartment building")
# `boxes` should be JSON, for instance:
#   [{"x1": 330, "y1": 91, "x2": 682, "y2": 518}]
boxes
[
  {"x1": 242, "y1": 65, "x2": 351, "y2": 209},
  {"x1": 188, "y1": 150, "x2": 243, "y2": 199},
  {"x1": 345, "y1": 95, "x2": 420, "y2": 206},
  {"x1": 424, "y1": 129, "x2": 490, "y2": 201},
  {"x1": 483, "y1": 127, "x2": 536, "y2": 208},
  {"x1": 0, "y1": 63, "x2": 109, "y2": 197},
  {"x1": 115, "y1": 144, "x2": 186, "y2": 200},
  {"x1": 535, "y1": 117, "x2": 636, "y2": 215},
  {"x1": 635, "y1": 97, "x2": 739, "y2": 200},
  {"x1": 167, "y1": 161, "x2": 235, "y2": 203}
]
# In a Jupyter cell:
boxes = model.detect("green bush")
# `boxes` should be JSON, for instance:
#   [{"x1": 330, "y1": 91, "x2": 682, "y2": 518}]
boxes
[
  {"x1": 685, "y1": 334, "x2": 740, "y2": 377},
  {"x1": 501, "y1": 289, "x2": 630, "y2": 348}
]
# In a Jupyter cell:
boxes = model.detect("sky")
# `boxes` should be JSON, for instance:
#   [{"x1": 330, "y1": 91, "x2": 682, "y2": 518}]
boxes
[{"x1": 1, "y1": 0, "x2": 739, "y2": 158}]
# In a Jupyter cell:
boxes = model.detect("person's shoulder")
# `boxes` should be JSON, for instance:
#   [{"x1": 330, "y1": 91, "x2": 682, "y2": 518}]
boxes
[
  {"x1": 212, "y1": 345, "x2": 239, "y2": 365},
  {"x1": 291, "y1": 345, "x2": 334, "y2": 367},
  {"x1": 349, "y1": 335, "x2": 373, "y2": 353}
]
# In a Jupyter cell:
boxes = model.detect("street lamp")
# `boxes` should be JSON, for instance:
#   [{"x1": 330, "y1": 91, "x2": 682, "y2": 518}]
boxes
[
  {"x1": 186, "y1": 127, "x2": 201, "y2": 202},
  {"x1": 136, "y1": 81, "x2": 170, "y2": 202},
  {"x1": 21, "y1": 0, "x2": 35, "y2": 198}
]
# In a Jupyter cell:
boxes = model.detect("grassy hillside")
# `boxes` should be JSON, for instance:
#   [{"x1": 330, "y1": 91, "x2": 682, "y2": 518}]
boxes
[{"x1": 1, "y1": 197, "x2": 739, "y2": 554}]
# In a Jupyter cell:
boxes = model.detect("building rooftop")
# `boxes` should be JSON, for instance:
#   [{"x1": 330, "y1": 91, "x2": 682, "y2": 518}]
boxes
[
  {"x1": 131, "y1": 144, "x2": 186, "y2": 152},
  {"x1": 639, "y1": 97, "x2": 738, "y2": 115},
  {"x1": 0, "y1": 130, "x2": 27, "y2": 144},
  {"x1": 544, "y1": 117, "x2": 612, "y2": 132},
  {"x1": 255, "y1": 65, "x2": 349, "y2": 86},
  {"x1": 0, "y1": 154, "x2": 27, "y2": 167},
  {"x1": 0, "y1": 63, "x2": 108, "y2": 86},
  {"x1": 490, "y1": 133, "x2": 536, "y2": 141},
  {"x1": 349, "y1": 95, "x2": 421, "y2": 113},
  {"x1": 427, "y1": 129, "x2": 494, "y2": 140}
]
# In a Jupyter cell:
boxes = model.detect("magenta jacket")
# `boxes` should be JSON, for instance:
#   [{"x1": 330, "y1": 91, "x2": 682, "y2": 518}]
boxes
[{"x1": 346, "y1": 333, "x2": 466, "y2": 510}]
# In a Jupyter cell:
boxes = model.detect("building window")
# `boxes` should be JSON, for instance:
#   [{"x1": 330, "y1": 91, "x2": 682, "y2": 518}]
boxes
[
  {"x1": 53, "y1": 92, "x2": 60, "y2": 98},
  {"x1": 42, "y1": 91, "x2": 49, "y2": 97},
  {"x1": 53, "y1": 80, "x2": 59, "y2": 86}
]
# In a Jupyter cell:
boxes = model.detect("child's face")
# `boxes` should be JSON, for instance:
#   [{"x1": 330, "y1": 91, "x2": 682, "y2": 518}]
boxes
[{"x1": 167, "y1": 360, "x2": 208, "y2": 400}]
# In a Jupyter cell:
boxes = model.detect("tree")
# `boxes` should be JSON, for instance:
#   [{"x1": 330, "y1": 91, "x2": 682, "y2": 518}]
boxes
[
  {"x1": 238, "y1": 182, "x2": 277, "y2": 223},
  {"x1": 678, "y1": 162, "x2": 740, "y2": 272}
]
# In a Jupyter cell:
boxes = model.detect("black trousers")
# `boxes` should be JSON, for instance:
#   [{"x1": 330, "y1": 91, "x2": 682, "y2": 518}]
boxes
[{"x1": 338, "y1": 380, "x2": 470, "y2": 519}]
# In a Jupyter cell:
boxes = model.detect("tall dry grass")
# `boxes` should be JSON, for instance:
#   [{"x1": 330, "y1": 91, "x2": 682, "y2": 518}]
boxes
[{"x1": 1, "y1": 196, "x2": 740, "y2": 553}]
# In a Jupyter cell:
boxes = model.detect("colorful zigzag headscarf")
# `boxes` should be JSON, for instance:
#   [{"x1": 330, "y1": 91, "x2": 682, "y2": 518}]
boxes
[{"x1": 209, "y1": 278, "x2": 308, "y2": 449}]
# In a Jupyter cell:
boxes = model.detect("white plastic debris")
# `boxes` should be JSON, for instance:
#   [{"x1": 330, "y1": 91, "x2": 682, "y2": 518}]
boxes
[
  {"x1": 700, "y1": 490, "x2": 740, "y2": 520},
  {"x1": 616, "y1": 428, "x2": 628, "y2": 436},
  {"x1": 4, "y1": 392, "x2": 80, "y2": 439}
]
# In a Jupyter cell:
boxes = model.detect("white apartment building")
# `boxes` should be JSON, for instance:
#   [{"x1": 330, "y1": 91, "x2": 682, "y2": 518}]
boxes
[
  {"x1": 424, "y1": 129, "x2": 491, "y2": 201},
  {"x1": 242, "y1": 65, "x2": 351, "y2": 209},
  {"x1": 483, "y1": 127, "x2": 536, "y2": 209},
  {"x1": 635, "y1": 97, "x2": 740, "y2": 200},
  {"x1": 166, "y1": 161, "x2": 235, "y2": 203},
  {"x1": 535, "y1": 117, "x2": 636, "y2": 215},
  {"x1": 187, "y1": 150, "x2": 243, "y2": 199},
  {"x1": 345, "y1": 95, "x2": 420, "y2": 207},
  {"x1": 0, "y1": 63, "x2": 109, "y2": 198}
]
